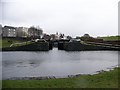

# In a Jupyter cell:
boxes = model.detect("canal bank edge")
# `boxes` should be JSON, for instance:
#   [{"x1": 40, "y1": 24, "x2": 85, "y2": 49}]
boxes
[
  {"x1": 4, "y1": 66, "x2": 119, "y2": 80},
  {"x1": 2, "y1": 67, "x2": 119, "y2": 88}
]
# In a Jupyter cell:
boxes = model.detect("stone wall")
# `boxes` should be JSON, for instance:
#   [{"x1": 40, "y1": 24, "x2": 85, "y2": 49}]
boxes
[{"x1": 63, "y1": 42, "x2": 120, "y2": 51}]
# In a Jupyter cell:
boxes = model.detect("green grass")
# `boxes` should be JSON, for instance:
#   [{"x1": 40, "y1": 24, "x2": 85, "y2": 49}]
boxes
[
  {"x1": 2, "y1": 67, "x2": 119, "y2": 88},
  {"x1": 98, "y1": 36, "x2": 120, "y2": 41},
  {"x1": 0, "y1": 38, "x2": 23, "y2": 48},
  {"x1": 0, "y1": 38, "x2": 32, "y2": 48}
]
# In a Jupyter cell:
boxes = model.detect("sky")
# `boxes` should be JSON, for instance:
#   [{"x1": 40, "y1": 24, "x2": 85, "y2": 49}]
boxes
[{"x1": 0, "y1": 0, "x2": 119, "y2": 37}]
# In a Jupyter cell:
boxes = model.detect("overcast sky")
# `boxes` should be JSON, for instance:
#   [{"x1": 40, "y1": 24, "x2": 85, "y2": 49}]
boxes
[{"x1": 0, "y1": 0, "x2": 119, "y2": 37}]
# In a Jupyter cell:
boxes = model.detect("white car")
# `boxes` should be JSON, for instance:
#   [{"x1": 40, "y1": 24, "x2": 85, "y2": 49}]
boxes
[
  {"x1": 35, "y1": 39, "x2": 47, "y2": 42},
  {"x1": 69, "y1": 39, "x2": 81, "y2": 42}
]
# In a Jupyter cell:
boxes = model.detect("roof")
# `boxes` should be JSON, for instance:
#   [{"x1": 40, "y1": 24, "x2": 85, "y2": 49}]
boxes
[{"x1": 4, "y1": 26, "x2": 16, "y2": 29}]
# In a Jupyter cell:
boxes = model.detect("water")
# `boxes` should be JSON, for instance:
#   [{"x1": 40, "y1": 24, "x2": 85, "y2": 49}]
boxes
[{"x1": 2, "y1": 48, "x2": 118, "y2": 79}]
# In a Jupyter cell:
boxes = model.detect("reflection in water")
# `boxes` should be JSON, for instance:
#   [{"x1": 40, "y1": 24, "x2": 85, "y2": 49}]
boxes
[
  {"x1": 2, "y1": 48, "x2": 118, "y2": 79},
  {"x1": 28, "y1": 59, "x2": 44, "y2": 67}
]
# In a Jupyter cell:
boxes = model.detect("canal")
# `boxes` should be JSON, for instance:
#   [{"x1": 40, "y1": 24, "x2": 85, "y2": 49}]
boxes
[{"x1": 2, "y1": 48, "x2": 119, "y2": 79}]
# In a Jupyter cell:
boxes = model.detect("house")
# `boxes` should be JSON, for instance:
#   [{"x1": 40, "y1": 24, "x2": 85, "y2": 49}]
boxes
[
  {"x1": 50, "y1": 32, "x2": 61, "y2": 40},
  {"x1": 50, "y1": 34, "x2": 58, "y2": 40},
  {"x1": 2, "y1": 26, "x2": 17, "y2": 37}
]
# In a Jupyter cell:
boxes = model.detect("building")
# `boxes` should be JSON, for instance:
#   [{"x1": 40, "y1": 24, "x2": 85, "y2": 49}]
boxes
[
  {"x1": 2, "y1": 26, "x2": 17, "y2": 37},
  {"x1": 50, "y1": 32, "x2": 61, "y2": 40},
  {"x1": 16, "y1": 27, "x2": 28, "y2": 37},
  {"x1": 50, "y1": 34, "x2": 59, "y2": 40}
]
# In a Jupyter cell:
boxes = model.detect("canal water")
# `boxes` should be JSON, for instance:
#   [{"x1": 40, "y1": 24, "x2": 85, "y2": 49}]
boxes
[{"x1": 2, "y1": 48, "x2": 119, "y2": 79}]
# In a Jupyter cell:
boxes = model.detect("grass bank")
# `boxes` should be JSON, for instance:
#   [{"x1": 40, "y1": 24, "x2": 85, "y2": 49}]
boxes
[
  {"x1": 2, "y1": 67, "x2": 119, "y2": 88},
  {"x1": 0, "y1": 38, "x2": 28, "y2": 48},
  {"x1": 98, "y1": 36, "x2": 120, "y2": 41}
]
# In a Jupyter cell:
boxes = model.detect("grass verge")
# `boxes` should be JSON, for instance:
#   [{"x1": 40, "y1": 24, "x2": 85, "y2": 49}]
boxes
[
  {"x1": 98, "y1": 36, "x2": 120, "y2": 41},
  {"x1": 0, "y1": 38, "x2": 32, "y2": 48}
]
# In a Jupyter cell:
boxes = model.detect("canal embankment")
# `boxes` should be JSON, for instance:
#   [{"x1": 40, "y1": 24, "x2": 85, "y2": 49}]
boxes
[
  {"x1": 58, "y1": 41, "x2": 120, "y2": 51},
  {"x1": 2, "y1": 42, "x2": 50, "y2": 51},
  {"x1": 1, "y1": 38, "x2": 52, "y2": 51}
]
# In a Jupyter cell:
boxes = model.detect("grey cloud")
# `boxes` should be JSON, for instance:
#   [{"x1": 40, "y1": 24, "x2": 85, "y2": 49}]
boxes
[{"x1": 1, "y1": 0, "x2": 119, "y2": 37}]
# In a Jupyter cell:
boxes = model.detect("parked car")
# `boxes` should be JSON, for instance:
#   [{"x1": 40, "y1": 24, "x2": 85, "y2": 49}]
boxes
[
  {"x1": 69, "y1": 38, "x2": 81, "y2": 42},
  {"x1": 35, "y1": 39, "x2": 47, "y2": 42}
]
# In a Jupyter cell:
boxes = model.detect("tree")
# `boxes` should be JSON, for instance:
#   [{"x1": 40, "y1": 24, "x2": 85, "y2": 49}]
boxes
[
  {"x1": 67, "y1": 36, "x2": 72, "y2": 40},
  {"x1": 28, "y1": 26, "x2": 43, "y2": 39}
]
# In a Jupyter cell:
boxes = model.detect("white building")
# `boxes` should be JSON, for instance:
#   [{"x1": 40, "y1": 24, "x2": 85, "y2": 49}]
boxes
[{"x1": 2, "y1": 26, "x2": 17, "y2": 37}]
